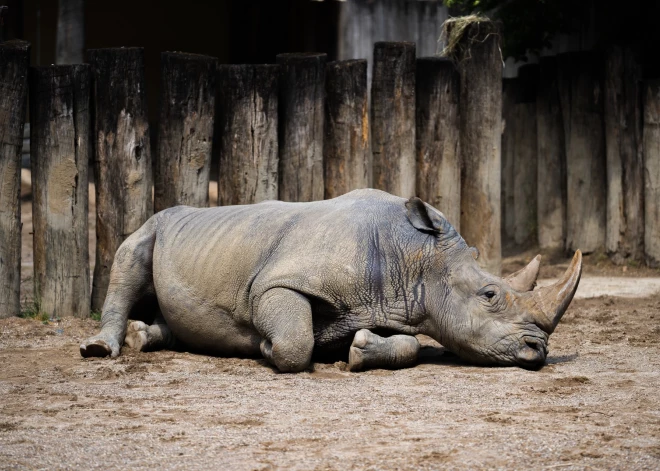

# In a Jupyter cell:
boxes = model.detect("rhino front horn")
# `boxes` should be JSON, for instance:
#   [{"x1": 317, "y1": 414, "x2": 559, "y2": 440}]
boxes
[{"x1": 532, "y1": 250, "x2": 582, "y2": 333}]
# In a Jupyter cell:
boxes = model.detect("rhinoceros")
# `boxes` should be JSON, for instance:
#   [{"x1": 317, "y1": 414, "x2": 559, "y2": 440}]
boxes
[{"x1": 80, "y1": 189, "x2": 582, "y2": 372}]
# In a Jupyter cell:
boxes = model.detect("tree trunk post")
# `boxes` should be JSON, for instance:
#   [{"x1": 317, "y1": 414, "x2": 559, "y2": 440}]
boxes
[
  {"x1": 512, "y1": 64, "x2": 538, "y2": 246},
  {"x1": 558, "y1": 52, "x2": 606, "y2": 254},
  {"x1": 604, "y1": 46, "x2": 644, "y2": 263},
  {"x1": 55, "y1": 0, "x2": 84, "y2": 65},
  {"x1": 446, "y1": 18, "x2": 502, "y2": 274},
  {"x1": 501, "y1": 78, "x2": 516, "y2": 242},
  {"x1": 89, "y1": 48, "x2": 152, "y2": 312},
  {"x1": 415, "y1": 56, "x2": 460, "y2": 228},
  {"x1": 29, "y1": 65, "x2": 90, "y2": 318},
  {"x1": 371, "y1": 41, "x2": 416, "y2": 198},
  {"x1": 0, "y1": 40, "x2": 29, "y2": 319},
  {"x1": 155, "y1": 52, "x2": 216, "y2": 213},
  {"x1": 536, "y1": 56, "x2": 566, "y2": 252},
  {"x1": 276, "y1": 53, "x2": 326, "y2": 202},
  {"x1": 643, "y1": 79, "x2": 660, "y2": 267},
  {"x1": 324, "y1": 59, "x2": 370, "y2": 199},
  {"x1": 216, "y1": 64, "x2": 279, "y2": 205}
]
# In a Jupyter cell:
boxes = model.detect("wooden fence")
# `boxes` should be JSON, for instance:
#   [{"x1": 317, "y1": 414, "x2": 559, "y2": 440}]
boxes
[
  {"x1": 502, "y1": 47, "x2": 660, "y2": 269},
  {"x1": 0, "y1": 22, "x2": 659, "y2": 320}
]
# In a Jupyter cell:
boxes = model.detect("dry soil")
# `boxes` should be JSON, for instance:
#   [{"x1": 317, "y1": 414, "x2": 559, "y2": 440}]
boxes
[{"x1": 1, "y1": 293, "x2": 660, "y2": 470}]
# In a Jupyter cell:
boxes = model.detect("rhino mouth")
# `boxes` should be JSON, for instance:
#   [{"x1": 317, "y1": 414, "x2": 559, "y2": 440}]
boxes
[{"x1": 514, "y1": 336, "x2": 547, "y2": 369}]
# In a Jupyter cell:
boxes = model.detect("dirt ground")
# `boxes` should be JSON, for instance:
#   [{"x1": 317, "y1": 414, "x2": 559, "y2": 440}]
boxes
[
  {"x1": 1, "y1": 294, "x2": 659, "y2": 470},
  {"x1": 3, "y1": 171, "x2": 659, "y2": 470}
]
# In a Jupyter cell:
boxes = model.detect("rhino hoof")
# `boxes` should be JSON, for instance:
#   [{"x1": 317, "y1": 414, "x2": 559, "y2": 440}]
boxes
[
  {"x1": 348, "y1": 329, "x2": 374, "y2": 371},
  {"x1": 80, "y1": 339, "x2": 112, "y2": 358},
  {"x1": 348, "y1": 346, "x2": 365, "y2": 371},
  {"x1": 124, "y1": 321, "x2": 148, "y2": 351},
  {"x1": 352, "y1": 329, "x2": 370, "y2": 349}
]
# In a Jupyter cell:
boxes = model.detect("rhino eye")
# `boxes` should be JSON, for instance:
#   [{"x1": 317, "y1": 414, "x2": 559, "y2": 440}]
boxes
[{"x1": 478, "y1": 286, "x2": 500, "y2": 303}]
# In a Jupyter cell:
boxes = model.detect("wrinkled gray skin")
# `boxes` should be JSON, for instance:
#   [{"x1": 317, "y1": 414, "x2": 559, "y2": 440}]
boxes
[{"x1": 81, "y1": 189, "x2": 582, "y2": 372}]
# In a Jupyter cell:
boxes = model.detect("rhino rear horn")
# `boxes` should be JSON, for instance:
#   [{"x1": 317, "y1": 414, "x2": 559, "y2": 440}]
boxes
[
  {"x1": 505, "y1": 255, "x2": 541, "y2": 292},
  {"x1": 532, "y1": 250, "x2": 582, "y2": 333}
]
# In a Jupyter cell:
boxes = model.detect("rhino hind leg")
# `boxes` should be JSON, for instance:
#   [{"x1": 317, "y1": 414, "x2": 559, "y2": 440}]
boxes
[
  {"x1": 124, "y1": 316, "x2": 176, "y2": 352},
  {"x1": 348, "y1": 329, "x2": 420, "y2": 372},
  {"x1": 253, "y1": 288, "x2": 314, "y2": 373},
  {"x1": 81, "y1": 216, "x2": 159, "y2": 359}
]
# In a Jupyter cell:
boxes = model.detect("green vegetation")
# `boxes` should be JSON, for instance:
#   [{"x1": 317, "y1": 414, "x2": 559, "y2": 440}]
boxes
[
  {"x1": 439, "y1": 14, "x2": 491, "y2": 57},
  {"x1": 444, "y1": 0, "x2": 589, "y2": 60},
  {"x1": 90, "y1": 310, "x2": 102, "y2": 321},
  {"x1": 19, "y1": 298, "x2": 50, "y2": 324},
  {"x1": 444, "y1": 0, "x2": 656, "y2": 66}
]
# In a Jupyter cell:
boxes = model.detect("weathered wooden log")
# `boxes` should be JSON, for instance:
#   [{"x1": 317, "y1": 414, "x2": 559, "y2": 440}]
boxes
[
  {"x1": 415, "y1": 57, "x2": 460, "y2": 228},
  {"x1": 55, "y1": 0, "x2": 84, "y2": 64},
  {"x1": 89, "y1": 48, "x2": 152, "y2": 312},
  {"x1": 155, "y1": 52, "x2": 216, "y2": 213},
  {"x1": 371, "y1": 41, "x2": 416, "y2": 198},
  {"x1": 536, "y1": 56, "x2": 566, "y2": 251},
  {"x1": 0, "y1": 40, "x2": 29, "y2": 319},
  {"x1": 446, "y1": 19, "x2": 502, "y2": 274},
  {"x1": 501, "y1": 78, "x2": 516, "y2": 242},
  {"x1": 604, "y1": 47, "x2": 644, "y2": 263},
  {"x1": 29, "y1": 65, "x2": 90, "y2": 318},
  {"x1": 276, "y1": 53, "x2": 326, "y2": 202},
  {"x1": 512, "y1": 64, "x2": 538, "y2": 246},
  {"x1": 216, "y1": 64, "x2": 279, "y2": 205},
  {"x1": 643, "y1": 79, "x2": 660, "y2": 267},
  {"x1": 324, "y1": 59, "x2": 369, "y2": 199},
  {"x1": 557, "y1": 52, "x2": 606, "y2": 254}
]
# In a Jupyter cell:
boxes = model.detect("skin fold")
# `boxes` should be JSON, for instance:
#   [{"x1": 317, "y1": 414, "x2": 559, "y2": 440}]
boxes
[{"x1": 81, "y1": 189, "x2": 582, "y2": 372}]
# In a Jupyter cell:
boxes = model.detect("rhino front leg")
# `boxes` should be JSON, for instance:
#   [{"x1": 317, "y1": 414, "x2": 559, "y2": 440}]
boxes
[
  {"x1": 253, "y1": 288, "x2": 314, "y2": 373},
  {"x1": 348, "y1": 329, "x2": 420, "y2": 372}
]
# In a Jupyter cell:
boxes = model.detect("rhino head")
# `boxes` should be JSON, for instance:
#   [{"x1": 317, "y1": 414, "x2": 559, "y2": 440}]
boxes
[{"x1": 406, "y1": 197, "x2": 582, "y2": 369}]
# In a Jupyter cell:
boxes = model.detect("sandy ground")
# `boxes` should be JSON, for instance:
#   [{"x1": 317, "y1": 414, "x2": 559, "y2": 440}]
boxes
[
  {"x1": 1, "y1": 294, "x2": 659, "y2": 470},
  {"x1": 4, "y1": 170, "x2": 659, "y2": 469}
]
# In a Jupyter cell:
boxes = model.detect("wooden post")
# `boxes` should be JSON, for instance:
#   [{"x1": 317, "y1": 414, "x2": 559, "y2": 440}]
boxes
[
  {"x1": 536, "y1": 56, "x2": 566, "y2": 252},
  {"x1": 155, "y1": 52, "x2": 216, "y2": 213},
  {"x1": 29, "y1": 65, "x2": 90, "y2": 318},
  {"x1": 512, "y1": 64, "x2": 538, "y2": 246},
  {"x1": 604, "y1": 47, "x2": 644, "y2": 263},
  {"x1": 501, "y1": 78, "x2": 516, "y2": 242},
  {"x1": 89, "y1": 48, "x2": 152, "y2": 312},
  {"x1": 0, "y1": 40, "x2": 29, "y2": 319},
  {"x1": 216, "y1": 64, "x2": 279, "y2": 205},
  {"x1": 558, "y1": 52, "x2": 606, "y2": 254},
  {"x1": 415, "y1": 57, "x2": 460, "y2": 228},
  {"x1": 371, "y1": 41, "x2": 416, "y2": 198},
  {"x1": 446, "y1": 18, "x2": 502, "y2": 274},
  {"x1": 55, "y1": 0, "x2": 84, "y2": 64},
  {"x1": 276, "y1": 53, "x2": 326, "y2": 202},
  {"x1": 643, "y1": 80, "x2": 660, "y2": 267},
  {"x1": 324, "y1": 59, "x2": 369, "y2": 199}
]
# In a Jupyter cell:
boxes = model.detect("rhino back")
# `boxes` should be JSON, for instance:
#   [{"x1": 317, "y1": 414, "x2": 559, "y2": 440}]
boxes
[{"x1": 152, "y1": 189, "x2": 428, "y2": 337}]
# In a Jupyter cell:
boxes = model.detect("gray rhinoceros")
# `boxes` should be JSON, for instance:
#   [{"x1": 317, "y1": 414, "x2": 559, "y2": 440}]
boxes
[{"x1": 81, "y1": 189, "x2": 582, "y2": 372}]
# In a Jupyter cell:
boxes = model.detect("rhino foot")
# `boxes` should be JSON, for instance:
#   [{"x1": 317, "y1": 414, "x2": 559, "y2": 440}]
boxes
[
  {"x1": 80, "y1": 334, "x2": 121, "y2": 358},
  {"x1": 124, "y1": 321, "x2": 149, "y2": 351},
  {"x1": 348, "y1": 329, "x2": 420, "y2": 372}
]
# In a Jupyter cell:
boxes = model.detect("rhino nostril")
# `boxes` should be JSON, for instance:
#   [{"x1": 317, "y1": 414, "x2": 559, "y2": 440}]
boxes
[{"x1": 525, "y1": 339, "x2": 541, "y2": 352}]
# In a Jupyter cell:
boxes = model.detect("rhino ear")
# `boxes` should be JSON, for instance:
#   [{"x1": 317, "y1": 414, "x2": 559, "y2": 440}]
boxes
[{"x1": 405, "y1": 197, "x2": 440, "y2": 234}]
